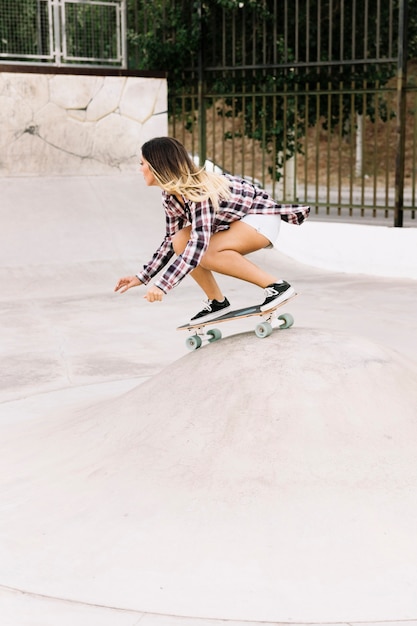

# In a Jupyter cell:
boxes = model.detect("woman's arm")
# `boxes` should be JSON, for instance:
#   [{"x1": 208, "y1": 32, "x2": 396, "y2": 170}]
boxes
[
  {"x1": 153, "y1": 197, "x2": 214, "y2": 293},
  {"x1": 114, "y1": 199, "x2": 186, "y2": 296}
]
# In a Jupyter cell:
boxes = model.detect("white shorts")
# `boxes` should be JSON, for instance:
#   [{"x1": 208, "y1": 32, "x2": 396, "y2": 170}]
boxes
[{"x1": 240, "y1": 213, "x2": 281, "y2": 248}]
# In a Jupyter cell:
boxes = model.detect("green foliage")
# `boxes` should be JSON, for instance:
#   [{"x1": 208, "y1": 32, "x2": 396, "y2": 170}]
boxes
[
  {"x1": 0, "y1": 0, "x2": 40, "y2": 56},
  {"x1": 127, "y1": 0, "x2": 414, "y2": 179},
  {"x1": 127, "y1": 0, "x2": 200, "y2": 81},
  {"x1": 65, "y1": 3, "x2": 119, "y2": 61}
]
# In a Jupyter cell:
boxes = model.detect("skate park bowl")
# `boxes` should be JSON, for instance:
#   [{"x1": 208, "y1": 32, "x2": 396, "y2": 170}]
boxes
[
  {"x1": 1, "y1": 174, "x2": 417, "y2": 624},
  {"x1": 1, "y1": 327, "x2": 417, "y2": 623}
]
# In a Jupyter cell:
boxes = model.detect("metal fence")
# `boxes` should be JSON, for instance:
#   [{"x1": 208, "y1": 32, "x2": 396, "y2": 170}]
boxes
[
  {"x1": 1, "y1": 0, "x2": 415, "y2": 225},
  {"x1": 0, "y1": 0, "x2": 126, "y2": 67},
  {"x1": 128, "y1": 0, "x2": 415, "y2": 226}
]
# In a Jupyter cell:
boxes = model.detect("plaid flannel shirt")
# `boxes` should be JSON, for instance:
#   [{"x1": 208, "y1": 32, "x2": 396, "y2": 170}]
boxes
[{"x1": 136, "y1": 174, "x2": 310, "y2": 293}]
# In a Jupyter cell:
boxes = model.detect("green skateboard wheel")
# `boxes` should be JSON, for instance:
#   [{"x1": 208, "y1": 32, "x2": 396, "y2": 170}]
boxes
[
  {"x1": 207, "y1": 328, "x2": 222, "y2": 342},
  {"x1": 185, "y1": 335, "x2": 202, "y2": 351},
  {"x1": 277, "y1": 313, "x2": 294, "y2": 329},
  {"x1": 255, "y1": 321, "x2": 273, "y2": 338}
]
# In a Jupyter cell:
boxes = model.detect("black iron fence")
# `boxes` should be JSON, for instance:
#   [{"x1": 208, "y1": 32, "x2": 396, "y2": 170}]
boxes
[{"x1": 128, "y1": 0, "x2": 416, "y2": 226}]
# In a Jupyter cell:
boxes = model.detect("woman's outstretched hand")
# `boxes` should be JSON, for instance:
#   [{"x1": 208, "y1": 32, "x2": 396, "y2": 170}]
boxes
[
  {"x1": 114, "y1": 277, "x2": 164, "y2": 302},
  {"x1": 114, "y1": 275, "x2": 141, "y2": 293}
]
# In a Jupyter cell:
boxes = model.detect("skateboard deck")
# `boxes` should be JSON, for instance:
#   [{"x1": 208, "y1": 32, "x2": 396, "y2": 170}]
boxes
[{"x1": 177, "y1": 293, "x2": 297, "y2": 350}]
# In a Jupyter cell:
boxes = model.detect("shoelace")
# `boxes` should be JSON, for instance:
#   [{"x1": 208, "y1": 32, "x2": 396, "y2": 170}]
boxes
[{"x1": 201, "y1": 299, "x2": 214, "y2": 312}]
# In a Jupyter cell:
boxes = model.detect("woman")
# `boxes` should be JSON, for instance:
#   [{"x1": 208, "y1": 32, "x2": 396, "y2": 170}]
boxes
[{"x1": 114, "y1": 137, "x2": 309, "y2": 324}]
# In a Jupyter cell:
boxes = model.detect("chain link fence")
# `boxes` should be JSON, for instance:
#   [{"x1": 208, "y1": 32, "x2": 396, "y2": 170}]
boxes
[{"x1": 0, "y1": 0, "x2": 126, "y2": 67}]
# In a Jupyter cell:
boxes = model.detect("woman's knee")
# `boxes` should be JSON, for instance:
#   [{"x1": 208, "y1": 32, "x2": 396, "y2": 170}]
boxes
[
  {"x1": 172, "y1": 226, "x2": 191, "y2": 255},
  {"x1": 199, "y1": 252, "x2": 213, "y2": 270}
]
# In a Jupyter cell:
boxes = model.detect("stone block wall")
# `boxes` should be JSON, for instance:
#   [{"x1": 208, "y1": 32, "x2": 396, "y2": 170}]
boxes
[{"x1": 0, "y1": 68, "x2": 167, "y2": 176}]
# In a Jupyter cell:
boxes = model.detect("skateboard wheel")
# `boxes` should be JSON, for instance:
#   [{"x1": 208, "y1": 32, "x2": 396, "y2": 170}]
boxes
[
  {"x1": 185, "y1": 335, "x2": 202, "y2": 351},
  {"x1": 255, "y1": 321, "x2": 273, "y2": 338},
  {"x1": 277, "y1": 313, "x2": 294, "y2": 329},
  {"x1": 207, "y1": 328, "x2": 222, "y2": 342}
]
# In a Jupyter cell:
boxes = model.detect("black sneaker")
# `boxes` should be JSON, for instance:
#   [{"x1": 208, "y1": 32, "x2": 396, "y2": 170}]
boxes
[
  {"x1": 190, "y1": 297, "x2": 231, "y2": 324},
  {"x1": 260, "y1": 281, "x2": 295, "y2": 311}
]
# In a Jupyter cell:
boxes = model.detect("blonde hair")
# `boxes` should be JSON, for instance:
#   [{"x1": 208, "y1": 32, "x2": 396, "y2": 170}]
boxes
[{"x1": 141, "y1": 137, "x2": 231, "y2": 210}]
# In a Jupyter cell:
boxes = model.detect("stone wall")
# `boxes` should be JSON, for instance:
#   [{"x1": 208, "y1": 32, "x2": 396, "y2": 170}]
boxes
[{"x1": 0, "y1": 69, "x2": 167, "y2": 176}]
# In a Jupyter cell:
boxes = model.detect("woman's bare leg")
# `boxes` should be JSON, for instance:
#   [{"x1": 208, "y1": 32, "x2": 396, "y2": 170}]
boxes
[
  {"x1": 200, "y1": 220, "x2": 278, "y2": 286},
  {"x1": 171, "y1": 227, "x2": 224, "y2": 300},
  {"x1": 172, "y1": 221, "x2": 278, "y2": 299},
  {"x1": 189, "y1": 265, "x2": 224, "y2": 300}
]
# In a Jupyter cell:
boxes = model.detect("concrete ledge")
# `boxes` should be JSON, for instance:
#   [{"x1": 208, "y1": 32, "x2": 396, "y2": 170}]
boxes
[{"x1": 277, "y1": 220, "x2": 417, "y2": 280}]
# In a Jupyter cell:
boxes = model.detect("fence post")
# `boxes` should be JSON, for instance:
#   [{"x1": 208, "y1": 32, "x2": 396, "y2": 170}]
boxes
[
  {"x1": 51, "y1": 0, "x2": 62, "y2": 66},
  {"x1": 197, "y1": 0, "x2": 207, "y2": 168},
  {"x1": 394, "y1": 0, "x2": 408, "y2": 227},
  {"x1": 120, "y1": 0, "x2": 127, "y2": 70}
]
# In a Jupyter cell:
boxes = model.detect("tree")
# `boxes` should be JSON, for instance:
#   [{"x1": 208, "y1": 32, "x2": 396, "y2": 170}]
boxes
[{"x1": 129, "y1": 1, "x2": 417, "y2": 179}]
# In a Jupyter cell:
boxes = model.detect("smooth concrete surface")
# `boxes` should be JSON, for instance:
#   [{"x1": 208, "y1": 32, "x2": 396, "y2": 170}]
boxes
[
  {"x1": 278, "y1": 218, "x2": 417, "y2": 280},
  {"x1": 1, "y1": 330, "x2": 417, "y2": 623},
  {"x1": 1, "y1": 174, "x2": 417, "y2": 625}
]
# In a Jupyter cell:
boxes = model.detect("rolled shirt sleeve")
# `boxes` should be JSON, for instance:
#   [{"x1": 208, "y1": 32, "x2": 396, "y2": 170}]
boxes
[
  {"x1": 154, "y1": 196, "x2": 214, "y2": 293},
  {"x1": 136, "y1": 194, "x2": 215, "y2": 294}
]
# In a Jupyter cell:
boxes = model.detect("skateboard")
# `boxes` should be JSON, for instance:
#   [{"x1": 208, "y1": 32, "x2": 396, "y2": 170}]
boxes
[{"x1": 177, "y1": 293, "x2": 297, "y2": 351}]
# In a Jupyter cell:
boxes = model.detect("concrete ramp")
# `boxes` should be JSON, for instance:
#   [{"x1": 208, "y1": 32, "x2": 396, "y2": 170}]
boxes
[{"x1": 1, "y1": 328, "x2": 417, "y2": 623}]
